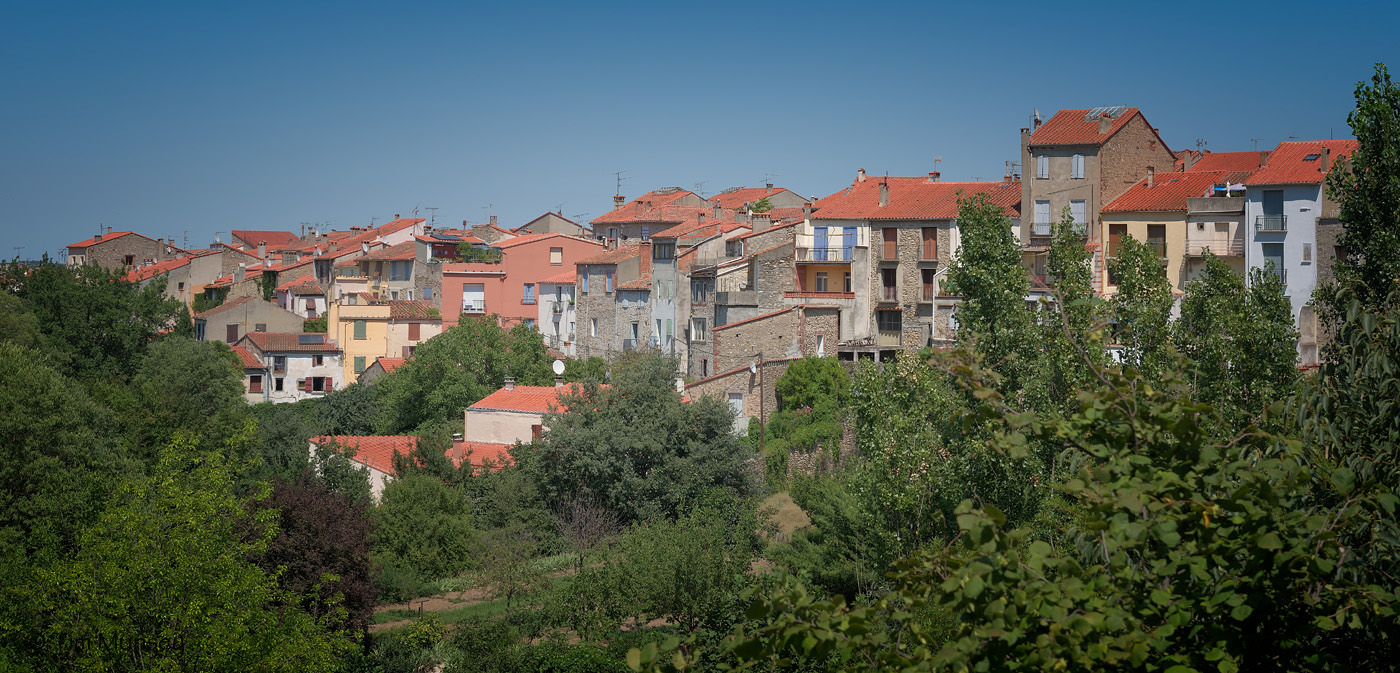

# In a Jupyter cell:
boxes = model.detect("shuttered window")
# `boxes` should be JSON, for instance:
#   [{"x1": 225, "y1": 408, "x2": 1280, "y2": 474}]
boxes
[
  {"x1": 353, "y1": 320, "x2": 367, "y2": 339},
  {"x1": 882, "y1": 228, "x2": 898, "y2": 260},
  {"x1": 1036, "y1": 155, "x2": 1049, "y2": 179},
  {"x1": 1072, "y1": 154, "x2": 1085, "y2": 179},
  {"x1": 354, "y1": 356, "x2": 366, "y2": 373},
  {"x1": 226, "y1": 324, "x2": 239, "y2": 342},
  {"x1": 408, "y1": 322, "x2": 421, "y2": 340},
  {"x1": 921, "y1": 227, "x2": 937, "y2": 260},
  {"x1": 1034, "y1": 200, "x2": 1051, "y2": 225},
  {"x1": 550, "y1": 248, "x2": 563, "y2": 265},
  {"x1": 1070, "y1": 200, "x2": 1087, "y2": 234}
]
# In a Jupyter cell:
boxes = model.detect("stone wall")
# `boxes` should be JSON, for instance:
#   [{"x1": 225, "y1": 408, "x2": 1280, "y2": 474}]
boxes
[
  {"x1": 76, "y1": 234, "x2": 179, "y2": 270},
  {"x1": 712, "y1": 307, "x2": 803, "y2": 369},
  {"x1": 1100, "y1": 115, "x2": 1178, "y2": 211},
  {"x1": 684, "y1": 357, "x2": 795, "y2": 424},
  {"x1": 573, "y1": 264, "x2": 616, "y2": 359},
  {"x1": 414, "y1": 260, "x2": 444, "y2": 308}
]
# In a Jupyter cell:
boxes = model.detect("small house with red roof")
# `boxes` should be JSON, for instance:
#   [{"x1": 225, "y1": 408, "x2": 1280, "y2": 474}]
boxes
[
  {"x1": 463, "y1": 378, "x2": 592, "y2": 447},
  {"x1": 358, "y1": 356, "x2": 407, "y2": 385},
  {"x1": 327, "y1": 298, "x2": 443, "y2": 384},
  {"x1": 308, "y1": 435, "x2": 419, "y2": 501},
  {"x1": 514, "y1": 211, "x2": 592, "y2": 237},
  {"x1": 440, "y1": 232, "x2": 604, "y2": 329},
  {"x1": 234, "y1": 331, "x2": 343, "y2": 403},
  {"x1": 590, "y1": 187, "x2": 711, "y2": 241},
  {"x1": 707, "y1": 184, "x2": 810, "y2": 212},
  {"x1": 1018, "y1": 106, "x2": 1177, "y2": 290},
  {"x1": 275, "y1": 273, "x2": 327, "y2": 320},
  {"x1": 66, "y1": 226, "x2": 188, "y2": 271},
  {"x1": 1242, "y1": 139, "x2": 1358, "y2": 366},
  {"x1": 574, "y1": 242, "x2": 653, "y2": 359},
  {"x1": 194, "y1": 297, "x2": 305, "y2": 344}
]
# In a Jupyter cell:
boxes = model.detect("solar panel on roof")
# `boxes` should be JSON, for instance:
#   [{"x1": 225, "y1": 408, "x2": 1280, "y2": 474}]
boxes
[
  {"x1": 432, "y1": 235, "x2": 462, "y2": 241},
  {"x1": 298, "y1": 334, "x2": 324, "y2": 345},
  {"x1": 1084, "y1": 106, "x2": 1128, "y2": 121}
]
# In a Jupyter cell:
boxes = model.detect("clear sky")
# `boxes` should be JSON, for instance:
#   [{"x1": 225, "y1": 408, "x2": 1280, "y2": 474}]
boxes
[{"x1": 2, "y1": 0, "x2": 1394, "y2": 259}]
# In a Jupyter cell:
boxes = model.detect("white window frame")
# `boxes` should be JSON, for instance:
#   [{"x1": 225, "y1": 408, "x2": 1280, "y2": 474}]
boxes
[
  {"x1": 1071, "y1": 154, "x2": 1085, "y2": 179},
  {"x1": 1036, "y1": 154, "x2": 1049, "y2": 179}
]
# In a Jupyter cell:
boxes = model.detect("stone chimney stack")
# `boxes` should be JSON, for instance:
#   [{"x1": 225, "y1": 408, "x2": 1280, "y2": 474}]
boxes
[
  {"x1": 803, "y1": 202, "x2": 813, "y2": 220},
  {"x1": 234, "y1": 264, "x2": 246, "y2": 283},
  {"x1": 503, "y1": 376, "x2": 515, "y2": 390},
  {"x1": 613, "y1": 194, "x2": 626, "y2": 210},
  {"x1": 1147, "y1": 166, "x2": 1155, "y2": 188},
  {"x1": 1321, "y1": 146, "x2": 1331, "y2": 173},
  {"x1": 1098, "y1": 112, "x2": 1113, "y2": 134},
  {"x1": 928, "y1": 171, "x2": 940, "y2": 183},
  {"x1": 753, "y1": 213, "x2": 771, "y2": 233},
  {"x1": 879, "y1": 181, "x2": 890, "y2": 207},
  {"x1": 554, "y1": 375, "x2": 564, "y2": 388},
  {"x1": 489, "y1": 215, "x2": 498, "y2": 227},
  {"x1": 857, "y1": 168, "x2": 867, "y2": 183},
  {"x1": 257, "y1": 241, "x2": 267, "y2": 258},
  {"x1": 765, "y1": 183, "x2": 773, "y2": 193}
]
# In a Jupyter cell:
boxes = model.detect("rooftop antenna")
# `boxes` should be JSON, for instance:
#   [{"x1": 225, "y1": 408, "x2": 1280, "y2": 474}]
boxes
[
  {"x1": 555, "y1": 203, "x2": 565, "y2": 214},
  {"x1": 412, "y1": 204, "x2": 419, "y2": 217},
  {"x1": 483, "y1": 203, "x2": 494, "y2": 222},
  {"x1": 572, "y1": 212, "x2": 589, "y2": 224},
  {"x1": 613, "y1": 171, "x2": 630, "y2": 196},
  {"x1": 370, "y1": 217, "x2": 378, "y2": 228},
  {"x1": 932, "y1": 156, "x2": 943, "y2": 172},
  {"x1": 1250, "y1": 138, "x2": 1262, "y2": 150},
  {"x1": 13, "y1": 246, "x2": 22, "y2": 260},
  {"x1": 425, "y1": 207, "x2": 438, "y2": 225},
  {"x1": 763, "y1": 173, "x2": 777, "y2": 185},
  {"x1": 183, "y1": 230, "x2": 189, "y2": 249},
  {"x1": 694, "y1": 180, "x2": 708, "y2": 197},
  {"x1": 1196, "y1": 138, "x2": 1208, "y2": 151}
]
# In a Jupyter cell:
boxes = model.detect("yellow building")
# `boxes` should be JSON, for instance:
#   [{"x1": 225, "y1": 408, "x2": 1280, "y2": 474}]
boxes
[
  {"x1": 327, "y1": 298, "x2": 443, "y2": 383},
  {"x1": 1100, "y1": 169, "x2": 1249, "y2": 296}
]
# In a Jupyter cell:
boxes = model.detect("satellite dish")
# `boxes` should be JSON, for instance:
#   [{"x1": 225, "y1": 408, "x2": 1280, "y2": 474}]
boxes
[
  {"x1": 552, "y1": 360, "x2": 565, "y2": 376},
  {"x1": 749, "y1": 361, "x2": 758, "y2": 375}
]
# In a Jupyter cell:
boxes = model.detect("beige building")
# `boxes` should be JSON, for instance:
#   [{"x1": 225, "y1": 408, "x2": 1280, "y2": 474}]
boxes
[
  {"x1": 513, "y1": 212, "x2": 592, "y2": 237},
  {"x1": 194, "y1": 297, "x2": 304, "y2": 344},
  {"x1": 327, "y1": 299, "x2": 442, "y2": 383}
]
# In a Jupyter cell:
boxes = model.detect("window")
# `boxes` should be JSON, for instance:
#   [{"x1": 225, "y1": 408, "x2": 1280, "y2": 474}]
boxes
[
  {"x1": 462, "y1": 283, "x2": 485, "y2": 312},
  {"x1": 313, "y1": 355, "x2": 324, "y2": 366},
  {"x1": 641, "y1": 226, "x2": 650, "y2": 240},
  {"x1": 631, "y1": 322, "x2": 639, "y2": 339},
  {"x1": 1147, "y1": 224, "x2": 1166, "y2": 258},
  {"x1": 423, "y1": 286, "x2": 432, "y2": 300},
  {"x1": 1036, "y1": 154, "x2": 1049, "y2": 179},
  {"x1": 226, "y1": 324, "x2": 238, "y2": 342},
  {"x1": 921, "y1": 227, "x2": 937, "y2": 260},
  {"x1": 815, "y1": 272, "x2": 828, "y2": 292},
  {"x1": 1303, "y1": 242, "x2": 1313, "y2": 263},
  {"x1": 816, "y1": 334, "x2": 825, "y2": 357},
  {"x1": 882, "y1": 228, "x2": 898, "y2": 260},
  {"x1": 353, "y1": 320, "x2": 367, "y2": 339},
  {"x1": 249, "y1": 375, "x2": 263, "y2": 393},
  {"x1": 1108, "y1": 223, "x2": 1126, "y2": 258},
  {"x1": 877, "y1": 309, "x2": 902, "y2": 332},
  {"x1": 843, "y1": 272, "x2": 852, "y2": 293},
  {"x1": 549, "y1": 248, "x2": 563, "y2": 265},
  {"x1": 1070, "y1": 200, "x2": 1087, "y2": 235},
  {"x1": 605, "y1": 271, "x2": 613, "y2": 294},
  {"x1": 590, "y1": 318, "x2": 598, "y2": 337},
  {"x1": 532, "y1": 424, "x2": 544, "y2": 440},
  {"x1": 666, "y1": 319, "x2": 673, "y2": 343},
  {"x1": 390, "y1": 260, "x2": 410, "y2": 281},
  {"x1": 1034, "y1": 200, "x2": 1051, "y2": 233},
  {"x1": 310, "y1": 376, "x2": 328, "y2": 392},
  {"x1": 123, "y1": 254, "x2": 135, "y2": 267},
  {"x1": 408, "y1": 322, "x2": 421, "y2": 341},
  {"x1": 274, "y1": 377, "x2": 284, "y2": 391},
  {"x1": 1262, "y1": 243, "x2": 1285, "y2": 284},
  {"x1": 580, "y1": 272, "x2": 589, "y2": 294},
  {"x1": 728, "y1": 392, "x2": 744, "y2": 416},
  {"x1": 353, "y1": 356, "x2": 366, "y2": 374},
  {"x1": 273, "y1": 355, "x2": 286, "y2": 372},
  {"x1": 881, "y1": 268, "x2": 897, "y2": 301},
  {"x1": 255, "y1": 323, "x2": 267, "y2": 332},
  {"x1": 1072, "y1": 154, "x2": 1085, "y2": 179},
  {"x1": 525, "y1": 318, "x2": 536, "y2": 328},
  {"x1": 653, "y1": 242, "x2": 675, "y2": 260},
  {"x1": 922, "y1": 268, "x2": 936, "y2": 301},
  {"x1": 523, "y1": 283, "x2": 536, "y2": 304},
  {"x1": 177, "y1": 282, "x2": 185, "y2": 291},
  {"x1": 692, "y1": 318, "x2": 708, "y2": 342}
]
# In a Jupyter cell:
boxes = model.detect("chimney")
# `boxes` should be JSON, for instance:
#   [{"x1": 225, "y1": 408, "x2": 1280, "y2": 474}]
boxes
[
  {"x1": 1147, "y1": 166, "x2": 1155, "y2": 188},
  {"x1": 698, "y1": 211, "x2": 707, "y2": 224},
  {"x1": 394, "y1": 213, "x2": 400, "y2": 220},
  {"x1": 713, "y1": 205, "x2": 723, "y2": 221},
  {"x1": 234, "y1": 264, "x2": 246, "y2": 283},
  {"x1": 329, "y1": 242, "x2": 338, "y2": 252},
  {"x1": 107, "y1": 225, "x2": 113, "y2": 234},
  {"x1": 554, "y1": 375, "x2": 564, "y2": 388},
  {"x1": 1259, "y1": 150, "x2": 1271, "y2": 166},
  {"x1": 613, "y1": 194, "x2": 626, "y2": 210},
  {"x1": 857, "y1": 168, "x2": 867, "y2": 183},
  {"x1": 503, "y1": 376, "x2": 515, "y2": 390},
  {"x1": 94, "y1": 233, "x2": 103, "y2": 242},
  {"x1": 451, "y1": 433, "x2": 463, "y2": 465},
  {"x1": 803, "y1": 202, "x2": 813, "y2": 220},
  {"x1": 753, "y1": 213, "x2": 772, "y2": 233},
  {"x1": 1098, "y1": 113, "x2": 1113, "y2": 134},
  {"x1": 879, "y1": 181, "x2": 889, "y2": 207},
  {"x1": 765, "y1": 183, "x2": 773, "y2": 193},
  {"x1": 928, "y1": 171, "x2": 940, "y2": 182},
  {"x1": 257, "y1": 241, "x2": 267, "y2": 258},
  {"x1": 490, "y1": 215, "x2": 498, "y2": 227},
  {"x1": 1320, "y1": 146, "x2": 1331, "y2": 173}
]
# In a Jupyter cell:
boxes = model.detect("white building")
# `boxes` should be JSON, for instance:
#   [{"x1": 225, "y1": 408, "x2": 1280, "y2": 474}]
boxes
[
  {"x1": 233, "y1": 332, "x2": 343, "y2": 403},
  {"x1": 538, "y1": 269, "x2": 578, "y2": 356}
]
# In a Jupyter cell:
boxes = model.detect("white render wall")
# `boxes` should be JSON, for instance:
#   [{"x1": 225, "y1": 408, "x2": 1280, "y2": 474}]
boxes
[
  {"x1": 1244, "y1": 184, "x2": 1321, "y2": 327},
  {"x1": 538, "y1": 282, "x2": 576, "y2": 356},
  {"x1": 265, "y1": 352, "x2": 344, "y2": 403}
]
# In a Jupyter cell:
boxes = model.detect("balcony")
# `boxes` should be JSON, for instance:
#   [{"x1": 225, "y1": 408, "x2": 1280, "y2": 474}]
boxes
[
  {"x1": 622, "y1": 338, "x2": 640, "y2": 351},
  {"x1": 461, "y1": 302, "x2": 486, "y2": 315},
  {"x1": 1186, "y1": 238, "x2": 1245, "y2": 257},
  {"x1": 1032, "y1": 221, "x2": 1052, "y2": 237},
  {"x1": 795, "y1": 246, "x2": 855, "y2": 263},
  {"x1": 1256, "y1": 215, "x2": 1287, "y2": 233},
  {"x1": 1187, "y1": 196, "x2": 1245, "y2": 216},
  {"x1": 783, "y1": 290, "x2": 855, "y2": 300}
]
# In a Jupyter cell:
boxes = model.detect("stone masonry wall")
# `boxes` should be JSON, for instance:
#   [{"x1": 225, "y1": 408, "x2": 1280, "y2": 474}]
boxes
[
  {"x1": 684, "y1": 358, "x2": 795, "y2": 425},
  {"x1": 79, "y1": 235, "x2": 178, "y2": 270},
  {"x1": 712, "y1": 307, "x2": 802, "y2": 371},
  {"x1": 574, "y1": 264, "x2": 616, "y2": 359},
  {"x1": 1100, "y1": 116, "x2": 1178, "y2": 212},
  {"x1": 414, "y1": 260, "x2": 444, "y2": 309}
]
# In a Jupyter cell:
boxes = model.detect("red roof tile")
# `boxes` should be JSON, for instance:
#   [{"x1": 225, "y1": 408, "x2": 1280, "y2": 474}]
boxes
[
  {"x1": 1102, "y1": 171, "x2": 1246, "y2": 213},
  {"x1": 539, "y1": 269, "x2": 577, "y2": 284},
  {"x1": 276, "y1": 273, "x2": 321, "y2": 294},
  {"x1": 1028, "y1": 107, "x2": 1144, "y2": 147},
  {"x1": 577, "y1": 244, "x2": 646, "y2": 265},
  {"x1": 451, "y1": 441, "x2": 515, "y2": 469},
  {"x1": 591, "y1": 189, "x2": 706, "y2": 225},
  {"x1": 232, "y1": 230, "x2": 302, "y2": 250},
  {"x1": 617, "y1": 274, "x2": 652, "y2": 290},
  {"x1": 373, "y1": 356, "x2": 407, "y2": 374},
  {"x1": 708, "y1": 187, "x2": 802, "y2": 210},
  {"x1": 811, "y1": 177, "x2": 1022, "y2": 221},
  {"x1": 241, "y1": 332, "x2": 340, "y2": 352},
  {"x1": 1244, "y1": 140, "x2": 1358, "y2": 186},
  {"x1": 734, "y1": 220, "x2": 799, "y2": 240},
  {"x1": 231, "y1": 345, "x2": 262, "y2": 368},
  {"x1": 124, "y1": 256, "x2": 192, "y2": 282},
  {"x1": 1187, "y1": 151, "x2": 1268, "y2": 173},
  {"x1": 388, "y1": 300, "x2": 439, "y2": 320},
  {"x1": 355, "y1": 240, "x2": 416, "y2": 262},
  {"x1": 311, "y1": 435, "x2": 417, "y2": 476},
  {"x1": 468, "y1": 384, "x2": 594, "y2": 414}
]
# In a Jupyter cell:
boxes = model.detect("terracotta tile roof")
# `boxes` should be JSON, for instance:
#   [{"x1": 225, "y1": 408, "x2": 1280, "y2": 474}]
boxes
[
  {"x1": 577, "y1": 244, "x2": 645, "y2": 265},
  {"x1": 712, "y1": 307, "x2": 796, "y2": 332},
  {"x1": 355, "y1": 241, "x2": 416, "y2": 262},
  {"x1": 1028, "y1": 107, "x2": 1143, "y2": 146},
  {"x1": 1244, "y1": 140, "x2": 1358, "y2": 186},
  {"x1": 468, "y1": 383, "x2": 594, "y2": 414},
  {"x1": 124, "y1": 256, "x2": 191, "y2": 282},
  {"x1": 708, "y1": 187, "x2": 801, "y2": 210},
  {"x1": 206, "y1": 266, "x2": 268, "y2": 288},
  {"x1": 811, "y1": 177, "x2": 1022, "y2": 221},
  {"x1": 653, "y1": 213, "x2": 742, "y2": 240},
  {"x1": 1187, "y1": 151, "x2": 1268, "y2": 173},
  {"x1": 617, "y1": 274, "x2": 652, "y2": 291},
  {"x1": 231, "y1": 345, "x2": 262, "y2": 368},
  {"x1": 539, "y1": 269, "x2": 577, "y2": 284},
  {"x1": 232, "y1": 230, "x2": 302, "y2": 250},
  {"x1": 69, "y1": 231, "x2": 136, "y2": 248},
  {"x1": 242, "y1": 332, "x2": 340, "y2": 352},
  {"x1": 194, "y1": 296, "x2": 259, "y2": 319},
  {"x1": 451, "y1": 441, "x2": 515, "y2": 469},
  {"x1": 1102, "y1": 171, "x2": 1246, "y2": 213},
  {"x1": 591, "y1": 189, "x2": 705, "y2": 225},
  {"x1": 310, "y1": 435, "x2": 418, "y2": 476},
  {"x1": 276, "y1": 273, "x2": 322, "y2": 294},
  {"x1": 373, "y1": 356, "x2": 407, "y2": 374},
  {"x1": 415, "y1": 233, "x2": 484, "y2": 245},
  {"x1": 734, "y1": 220, "x2": 799, "y2": 240},
  {"x1": 388, "y1": 300, "x2": 438, "y2": 320},
  {"x1": 767, "y1": 207, "x2": 808, "y2": 222},
  {"x1": 377, "y1": 217, "x2": 426, "y2": 235}
]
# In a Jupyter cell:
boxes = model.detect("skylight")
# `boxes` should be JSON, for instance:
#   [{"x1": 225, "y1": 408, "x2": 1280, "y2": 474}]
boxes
[{"x1": 1304, "y1": 153, "x2": 1321, "y2": 161}]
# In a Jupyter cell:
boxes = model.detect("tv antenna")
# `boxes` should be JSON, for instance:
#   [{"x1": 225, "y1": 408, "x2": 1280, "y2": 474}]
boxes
[
  {"x1": 412, "y1": 204, "x2": 420, "y2": 217},
  {"x1": 13, "y1": 246, "x2": 22, "y2": 260},
  {"x1": 613, "y1": 171, "x2": 630, "y2": 196},
  {"x1": 932, "y1": 157, "x2": 943, "y2": 172},
  {"x1": 183, "y1": 230, "x2": 189, "y2": 249},
  {"x1": 555, "y1": 203, "x2": 565, "y2": 214},
  {"x1": 763, "y1": 173, "x2": 777, "y2": 185},
  {"x1": 369, "y1": 217, "x2": 378, "y2": 228},
  {"x1": 1250, "y1": 138, "x2": 1262, "y2": 150},
  {"x1": 1196, "y1": 138, "x2": 1208, "y2": 151},
  {"x1": 483, "y1": 203, "x2": 495, "y2": 222},
  {"x1": 572, "y1": 212, "x2": 589, "y2": 224},
  {"x1": 425, "y1": 207, "x2": 438, "y2": 224},
  {"x1": 694, "y1": 180, "x2": 709, "y2": 197}
]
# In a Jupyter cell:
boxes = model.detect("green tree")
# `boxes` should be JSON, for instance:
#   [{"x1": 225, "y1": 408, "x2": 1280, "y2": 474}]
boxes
[
  {"x1": 1326, "y1": 63, "x2": 1400, "y2": 312},
  {"x1": 944, "y1": 192, "x2": 1040, "y2": 400},
  {"x1": 753, "y1": 357, "x2": 849, "y2": 484},
  {"x1": 1109, "y1": 236, "x2": 1174, "y2": 379},
  {"x1": 15, "y1": 440, "x2": 354, "y2": 671},
  {"x1": 749, "y1": 197, "x2": 773, "y2": 213},
  {"x1": 373, "y1": 473, "x2": 478, "y2": 582},
  {"x1": 521, "y1": 351, "x2": 757, "y2": 524},
  {"x1": 374, "y1": 317, "x2": 551, "y2": 433},
  {"x1": 128, "y1": 337, "x2": 247, "y2": 454},
  {"x1": 1042, "y1": 206, "x2": 1107, "y2": 411}
]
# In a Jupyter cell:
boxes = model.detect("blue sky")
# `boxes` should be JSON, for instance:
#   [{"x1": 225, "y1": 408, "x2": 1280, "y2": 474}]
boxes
[{"x1": 2, "y1": 0, "x2": 1394, "y2": 258}]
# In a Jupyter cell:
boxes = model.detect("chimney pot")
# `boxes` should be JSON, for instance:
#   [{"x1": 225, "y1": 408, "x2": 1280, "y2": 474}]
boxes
[
  {"x1": 489, "y1": 215, "x2": 498, "y2": 227},
  {"x1": 928, "y1": 171, "x2": 940, "y2": 182},
  {"x1": 613, "y1": 194, "x2": 626, "y2": 210},
  {"x1": 1098, "y1": 113, "x2": 1113, "y2": 134},
  {"x1": 713, "y1": 205, "x2": 722, "y2": 220},
  {"x1": 107, "y1": 225, "x2": 113, "y2": 234},
  {"x1": 554, "y1": 375, "x2": 564, "y2": 388},
  {"x1": 803, "y1": 202, "x2": 813, "y2": 220},
  {"x1": 1320, "y1": 146, "x2": 1331, "y2": 172},
  {"x1": 503, "y1": 376, "x2": 515, "y2": 390},
  {"x1": 698, "y1": 212, "x2": 706, "y2": 223},
  {"x1": 765, "y1": 183, "x2": 773, "y2": 192},
  {"x1": 857, "y1": 168, "x2": 867, "y2": 183},
  {"x1": 394, "y1": 213, "x2": 400, "y2": 220}
]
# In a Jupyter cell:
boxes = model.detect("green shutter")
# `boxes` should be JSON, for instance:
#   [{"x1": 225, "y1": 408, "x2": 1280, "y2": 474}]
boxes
[
  {"x1": 354, "y1": 320, "x2": 366, "y2": 339},
  {"x1": 354, "y1": 356, "x2": 366, "y2": 373}
]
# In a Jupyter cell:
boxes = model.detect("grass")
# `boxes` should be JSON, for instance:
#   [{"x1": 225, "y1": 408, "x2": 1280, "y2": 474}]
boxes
[{"x1": 762, "y1": 491, "x2": 811, "y2": 537}]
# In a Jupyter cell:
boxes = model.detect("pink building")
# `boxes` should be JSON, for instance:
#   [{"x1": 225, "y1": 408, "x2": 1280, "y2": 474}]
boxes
[{"x1": 441, "y1": 233, "x2": 604, "y2": 328}]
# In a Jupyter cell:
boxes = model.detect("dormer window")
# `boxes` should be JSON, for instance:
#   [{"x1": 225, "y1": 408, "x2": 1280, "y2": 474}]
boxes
[{"x1": 1303, "y1": 153, "x2": 1321, "y2": 161}]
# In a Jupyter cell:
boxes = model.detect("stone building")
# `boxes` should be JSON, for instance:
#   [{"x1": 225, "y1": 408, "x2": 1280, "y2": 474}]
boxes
[
  {"x1": 194, "y1": 297, "x2": 304, "y2": 344},
  {"x1": 513, "y1": 211, "x2": 591, "y2": 237},
  {"x1": 67, "y1": 228, "x2": 188, "y2": 270},
  {"x1": 573, "y1": 243, "x2": 650, "y2": 359}
]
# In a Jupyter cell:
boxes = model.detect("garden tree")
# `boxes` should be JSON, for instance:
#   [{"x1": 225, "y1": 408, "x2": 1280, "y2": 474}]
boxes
[
  {"x1": 15, "y1": 439, "x2": 354, "y2": 671},
  {"x1": 752, "y1": 356, "x2": 850, "y2": 485},
  {"x1": 564, "y1": 354, "x2": 609, "y2": 384},
  {"x1": 944, "y1": 192, "x2": 1042, "y2": 401},
  {"x1": 374, "y1": 317, "x2": 552, "y2": 434},
  {"x1": 1042, "y1": 207, "x2": 1107, "y2": 411},
  {"x1": 0, "y1": 343, "x2": 132, "y2": 560},
  {"x1": 373, "y1": 473, "x2": 478, "y2": 583},
  {"x1": 1325, "y1": 63, "x2": 1400, "y2": 313},
  {"x1": 311, "y1": 382, "x2": 379, "y2": 436},
  {"x1": 303, "y1": 315, "x2": 328, "y2": 333},
  {"x1": 306, "y1": 439, "x2": 374, "y2": 505},
  {"x1": 251, "y1": 474, "x2": 378, "y2": 635},
  {"x1": 635, "y1": 363, "x2": 1398, "y2": 672},
  {"x1": 128, "y1": 337, "x2": 248, "y2": 455},
  {"x1": 1109, "y1": 236, "x2": 1174, "y2": 380},
  {"x1": 558, "y1": 492, "x2": 762, "y2": 640},
  {"x1": 749, "y1": 197, "x2": 773, "y2": 213},
  {"x1": 1, "y1": 261, "x2": 182, "y2": 380},
  {"x1": 554, "y1": 495, "x2": 623, "y2": 574},
  {"x1": 1175, "y1": 254, "x2": 1299, "y2": 424},
  {"x1": 520, "y1": 351, "x2": 757, "y2": 523},
  {"x1": 475, "y1": 522, "x2": 548, "y2": 614},
  {"x1": 0, "y1": 292, "x2": 44, "y2": 351},
  {"x1": 245, "y1": 402, "x2": 319, "y2": 484}
]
